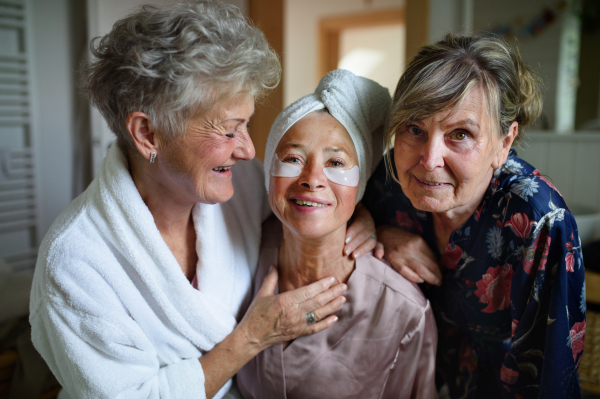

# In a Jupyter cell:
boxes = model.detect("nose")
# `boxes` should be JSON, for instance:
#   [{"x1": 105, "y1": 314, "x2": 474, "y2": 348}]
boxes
[
  {"x1": 232, "y1": 128, "x2": 255, "y2": 160},
  {"x1": 298, "y1": 160, "x2": 327, "y2": 190},
  {"x1": 420, "y1": 135, "x2": 445, "y2": 171}
]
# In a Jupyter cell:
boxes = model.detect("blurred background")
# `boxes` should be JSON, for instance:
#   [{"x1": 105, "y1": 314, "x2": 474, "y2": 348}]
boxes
[{"x1": 0, "y1": 0, "x2": 599, "y2": 397}]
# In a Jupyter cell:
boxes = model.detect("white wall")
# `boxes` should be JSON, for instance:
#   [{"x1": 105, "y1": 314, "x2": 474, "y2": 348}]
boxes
[
  {"x1": 29, "y1": 0, "x2": 75, "y2": 240},
  {"x1": 87, "y1": 0, "x2": 248, "y2": 174},
  {"x1": 284, "y1": 0, "x2": 404, "y2": 107},
  {"x1": 472, "y1": 0, "x2": 562, "y2": 131}
]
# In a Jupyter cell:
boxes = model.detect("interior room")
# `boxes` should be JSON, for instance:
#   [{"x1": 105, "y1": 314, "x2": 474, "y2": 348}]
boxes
[{"x1": 0, "y1": 0, "x2": 599, "y2": 397}]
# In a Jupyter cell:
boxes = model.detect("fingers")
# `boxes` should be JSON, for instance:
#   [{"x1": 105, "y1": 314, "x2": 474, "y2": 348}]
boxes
[
  {"x1": 287, "y1": 276, "x2": 338, "y2": 304},
  {"x1": 373, "y1": 242, "x2": 385, "y2": 260},
  {"x1": 308, "y1": 293, "x2": 346, "y2": 323},
  {"x1": 345, "y1": 203, "x2": 375, "y2": 257},
  {"x1": 301, "y1": 283, "x2": 347, "y2": 314},
  {"x1": 255, "y1": 265, "x2": 279, "y2": 298},
  {"x1": 396, "y1": 262, "x2": 425, "y2": 284},
  {"x1": 346, "y1": 235, "x2": 376, "y2": 259},
  {"x1": 387, "y1": 254, "x2": 441, "y2": 285},
  {"x1": 303, "y1": 314, "x2": 339, "y2": 335}
]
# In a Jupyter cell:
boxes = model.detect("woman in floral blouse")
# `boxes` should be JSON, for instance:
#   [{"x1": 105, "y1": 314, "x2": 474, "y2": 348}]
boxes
[{"x1": 363, "y1": 33, "x2": 586, "y2": 398}]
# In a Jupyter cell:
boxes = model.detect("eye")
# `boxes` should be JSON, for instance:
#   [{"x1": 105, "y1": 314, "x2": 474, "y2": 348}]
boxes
[
  {"x1": 407, "y1": 125, "x2": 423, "y2": 136},
  {"x1": 226, "y1": 133, "x2": 235, "y2": 138},
  {"x1": 328, "y1": 158, "x2": 346, "y2": 168},
  {"x1": 453, "y1": 131, "x2": 469, "y2": 141},
  {"x1": 283, "y1": 155, "x2": 303, "y2": 164}
]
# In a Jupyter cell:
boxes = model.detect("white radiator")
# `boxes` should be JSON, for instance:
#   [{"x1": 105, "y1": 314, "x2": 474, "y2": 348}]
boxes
[{"x1": 0, "y1": 0, "x2": 39, "y2": 273}]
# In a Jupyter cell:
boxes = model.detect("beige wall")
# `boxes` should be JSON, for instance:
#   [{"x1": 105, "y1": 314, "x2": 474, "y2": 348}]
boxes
[{"x1": 284, "y1": 0, "x2": 404, "y2": 106}]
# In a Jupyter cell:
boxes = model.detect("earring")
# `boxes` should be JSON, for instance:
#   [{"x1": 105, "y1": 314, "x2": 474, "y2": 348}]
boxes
[{"x1": 149, "y1": 152, "x2": 156, "y2": 164}]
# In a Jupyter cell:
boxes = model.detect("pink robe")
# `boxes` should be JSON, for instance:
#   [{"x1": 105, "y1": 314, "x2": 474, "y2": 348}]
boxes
[{"x1": 237, "y1": 217, "x2": 438, "y2": 399}]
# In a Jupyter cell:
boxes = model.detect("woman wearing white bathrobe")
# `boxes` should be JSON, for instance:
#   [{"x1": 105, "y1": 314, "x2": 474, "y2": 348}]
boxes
[{"x1": 29, "y1": 2, "x2": 377, "y2": 398}]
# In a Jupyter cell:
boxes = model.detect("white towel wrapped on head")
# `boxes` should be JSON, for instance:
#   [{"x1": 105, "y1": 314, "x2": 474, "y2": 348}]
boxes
[{"x1": 264, "y1": 69, "x2": 391, "y2": 202}]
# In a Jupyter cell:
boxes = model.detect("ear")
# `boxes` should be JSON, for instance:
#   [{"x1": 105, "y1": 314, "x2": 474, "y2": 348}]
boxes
[
  {"x1": 491, "y1": 121, "x2": 518, "y2": 170},
  {"x1": 126, "y1": 112, "x2": 157, "y2": 161}
]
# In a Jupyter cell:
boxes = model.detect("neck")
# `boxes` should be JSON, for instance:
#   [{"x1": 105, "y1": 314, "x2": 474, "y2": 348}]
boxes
[
  {"x1": 128, "y1": 150, "x2": 195, "y2": 232},
  {"x1": 432, "y1": 168, "x2": 493, "y2": 253},
  {"x1": 278, "y1": 226, "x2": 355, "y2": 293}
]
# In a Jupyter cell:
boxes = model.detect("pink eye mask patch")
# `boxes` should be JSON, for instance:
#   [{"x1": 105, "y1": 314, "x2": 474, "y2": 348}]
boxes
[{"x1": 271, "y1": 158, "x2": 359, "y2": 187}]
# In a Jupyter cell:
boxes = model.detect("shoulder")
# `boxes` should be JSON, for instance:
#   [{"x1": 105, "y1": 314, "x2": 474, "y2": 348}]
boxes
[
  {"x1": 228, "y1": 157, "x2": 270, "y2": 222},
  {"x1": 493, "y1": 151, "x2": 570, "y2": 219},
  {"x1": 32, "y1": 187, "x2": 116, "y2": 309},
  {"x1": 260, "y1": 215, "x2": 283, "y2": 249},
  {"x1": 355, "y1": 253, "x2": 428, "y2": 310}
]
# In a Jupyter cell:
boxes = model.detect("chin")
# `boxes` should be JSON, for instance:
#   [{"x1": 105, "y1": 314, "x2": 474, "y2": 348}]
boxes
[
  {"x1": 285, "y1": 219, "x2": 340, "y2": 240},
  {"x1": 408, "y1": 194, "x2": 454, "y2": 214}
]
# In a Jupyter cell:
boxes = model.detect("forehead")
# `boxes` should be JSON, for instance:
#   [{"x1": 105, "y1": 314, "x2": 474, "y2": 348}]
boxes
[
  {"x1": 276, "y1": 111, "x2": 357, "y2": 157},
  {"x1": 425, "y1": 86, "x2": 493, "y2": 135}
]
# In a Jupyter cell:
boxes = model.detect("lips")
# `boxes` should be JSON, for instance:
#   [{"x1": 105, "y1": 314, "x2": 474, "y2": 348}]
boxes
[
  {"x1": 289, "y1": 196, "x2": 331, "y2": 208},
  {"x1": 212, "y1": 166, "x2": 232, "y2": 173},
  {"x1": 414, "y1": 176, "x2": 451, "y2": 187}
]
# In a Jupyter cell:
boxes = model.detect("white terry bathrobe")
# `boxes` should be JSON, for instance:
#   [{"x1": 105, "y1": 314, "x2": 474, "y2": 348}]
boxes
[{"x1": 29, "y1": 143, "x2": 270, "y2": 399}]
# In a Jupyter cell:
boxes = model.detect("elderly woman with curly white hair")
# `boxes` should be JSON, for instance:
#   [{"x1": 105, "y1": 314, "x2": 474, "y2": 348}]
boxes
[{"x1": 29, "y1": 2, "x2": 377, "y2": 398}]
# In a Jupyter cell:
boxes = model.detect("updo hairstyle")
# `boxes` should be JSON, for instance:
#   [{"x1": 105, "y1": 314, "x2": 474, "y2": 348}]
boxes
[
  {"x1": 385, "y1": 32, "x2": 543, "y2": 157},
  {"x1": 82, "y1": 0, "x2": 281, "y2": 150}
]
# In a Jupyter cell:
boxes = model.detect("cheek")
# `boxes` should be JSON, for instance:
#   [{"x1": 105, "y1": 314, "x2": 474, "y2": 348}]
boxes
[
  {"x1": 268, "y1": 176, "x2": 293, "y2": 214},
  {"x1": 333, "y1": 185, "x2": 359, "y2": 216}
]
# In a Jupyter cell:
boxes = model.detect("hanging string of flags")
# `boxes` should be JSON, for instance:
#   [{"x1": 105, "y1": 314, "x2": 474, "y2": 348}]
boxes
[{"x1": 490, "y1": 1, "x2": 567, "y2": 39}]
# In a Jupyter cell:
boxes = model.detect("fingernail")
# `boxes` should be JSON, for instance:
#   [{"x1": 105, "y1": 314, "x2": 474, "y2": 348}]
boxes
[
  {"x1": 332, "y1": 316, "x2": 339, "y2": 322},
  {"x1": 345, "y1": 236, "x2": 351, "y2": 244},
  {"x1": 341, "y1": 284, "x2": 348, "y2": 291},
  {"x1": 329, "y1": 277, "x2": 336, "y2": 285},
  {"x1": 340, "y1": 296, "x2": 346, "y2": 303},
  {"x1": 434, "y1": 279, "x2": 441, "y2": 286},
  {"x1": 418, "y1": 278, "x2": 424, "y2": 283},
  {"x1": 343, "y1": 249, "x2": 348, "y2": 256}
]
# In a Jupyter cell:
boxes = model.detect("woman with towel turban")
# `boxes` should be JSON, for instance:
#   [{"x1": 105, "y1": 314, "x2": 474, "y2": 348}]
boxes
[
  {"x1": 237, "y1": 69, "x2": 438, "y2": 399},
  {"x1": 29, "y1": 2, "x2": 377, "y2": 398}
]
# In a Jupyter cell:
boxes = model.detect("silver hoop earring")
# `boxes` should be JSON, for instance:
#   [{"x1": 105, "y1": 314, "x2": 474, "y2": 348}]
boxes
[{"x1": 149, "y1": 152, "x2": 156, "y2": 164}]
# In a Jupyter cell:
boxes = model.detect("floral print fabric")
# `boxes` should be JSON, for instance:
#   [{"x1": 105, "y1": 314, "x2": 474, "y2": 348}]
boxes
[{"x1": 363, "y1": 150, "x2": 586, "y2": 398}]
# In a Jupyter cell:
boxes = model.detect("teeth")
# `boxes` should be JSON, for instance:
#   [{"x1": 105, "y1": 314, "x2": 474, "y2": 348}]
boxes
[
  {"x1": 424, "y1": 182, "x2": 442, "y2": 186},
  {"x1": 213, "y1": 167, "x2": 231, "y2": 172},
  {"x1": 294, "y1": 199, "x2": 326, "y2": 207}
]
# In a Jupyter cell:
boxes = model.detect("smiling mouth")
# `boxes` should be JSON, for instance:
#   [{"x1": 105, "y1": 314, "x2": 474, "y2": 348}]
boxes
[
  {"x1": 212, "y1": 167, "x2": 231, "y2": 173},
  {"x1": 415, "y1": 177, "x2": 448, "y2": 187},
  {"x1": 293, "y1": 199, "x2": 327, "y2": 208}
]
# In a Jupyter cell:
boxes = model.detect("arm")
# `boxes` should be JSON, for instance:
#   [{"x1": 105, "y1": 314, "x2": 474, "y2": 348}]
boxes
[
  {"x1": 360, "y1": 154, "x2": 441, "y2": 285},
  {"x1": 31, "y1": 264, "x2": 346, "y2": 399},
  {"x1": 200, "y1": 266, "x2": 346, "y2": 398},
  {"x1": 378, "y1": 225, "x2": 441, "y2": 285},
  {"x1": 500, "y1": 211, "x2": 585, "y2": 398}
]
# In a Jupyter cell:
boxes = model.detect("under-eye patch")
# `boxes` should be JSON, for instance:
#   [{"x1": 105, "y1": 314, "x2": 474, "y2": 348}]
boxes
[{"x1": 271, "y1": 158, "x2": 359, "y2": 187}]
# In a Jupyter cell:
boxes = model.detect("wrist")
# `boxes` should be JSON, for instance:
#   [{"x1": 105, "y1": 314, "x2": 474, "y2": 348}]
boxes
[{"x1": 228, "y1": 323, "x2": 263, "y2": 362}]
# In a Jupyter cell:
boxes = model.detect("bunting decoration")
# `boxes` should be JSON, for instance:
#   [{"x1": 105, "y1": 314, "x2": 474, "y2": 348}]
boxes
[{"x1": 490, "y1": 1, "x2": 567, "y2": 39}]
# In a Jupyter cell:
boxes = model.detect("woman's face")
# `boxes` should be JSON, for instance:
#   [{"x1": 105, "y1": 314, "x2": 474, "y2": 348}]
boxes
[
  {"x1": 394, "y1": 86, "x2": 514, "y2": 215},
  {"x1": 270, "y1": 111, "x2": 359, "y2": 240},
  {"x1": 159, "y1": 92, "x2": 255, "y2": 205}
]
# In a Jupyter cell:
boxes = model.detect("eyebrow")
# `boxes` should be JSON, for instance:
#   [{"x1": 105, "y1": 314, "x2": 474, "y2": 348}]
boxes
[
  {"x1": 447, "y1": 119, "x2": 480, "y2": 129},
  {"x1": 220, "y1": 117, "x2": 249, "y2": 124},
  {"x1": 280, "y1": 143, "x2": 350, "y2": 154}
]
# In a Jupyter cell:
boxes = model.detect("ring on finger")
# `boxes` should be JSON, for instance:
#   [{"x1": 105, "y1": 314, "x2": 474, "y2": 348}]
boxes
[
  {"x1": 305, "y1": 311, "x2": 317, "y2": 325},
  {"x1": 369, "y1": 234, "x2": 377, "y2": 241}
]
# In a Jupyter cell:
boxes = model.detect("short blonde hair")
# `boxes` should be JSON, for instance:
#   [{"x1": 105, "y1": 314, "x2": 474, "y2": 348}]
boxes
[{"x1": 385, "y1": 33, "x2": 543, "y2": 180}]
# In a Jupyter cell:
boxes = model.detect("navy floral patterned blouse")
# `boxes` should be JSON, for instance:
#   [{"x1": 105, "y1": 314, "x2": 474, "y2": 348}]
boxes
[{"x1": 363, "y1": 150, "x2": 586, "y2": 398}]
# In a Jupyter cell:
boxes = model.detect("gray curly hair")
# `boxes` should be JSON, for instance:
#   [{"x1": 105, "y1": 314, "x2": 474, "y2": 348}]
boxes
[{"x1": 82, "y1": 0, "x2": 281, "y2": 150}]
